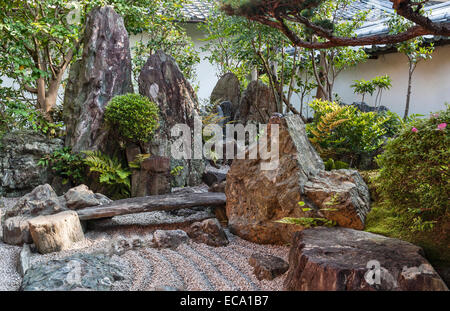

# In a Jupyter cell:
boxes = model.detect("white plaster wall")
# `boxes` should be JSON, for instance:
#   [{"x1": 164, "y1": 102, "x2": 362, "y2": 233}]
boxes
[{"x1": 332, "y1": 44, "x2": 450, "y2": 115}]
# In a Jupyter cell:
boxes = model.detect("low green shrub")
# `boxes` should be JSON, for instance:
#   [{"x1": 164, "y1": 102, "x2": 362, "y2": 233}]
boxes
[
  {"x1": 104, "y1": 94, "x2": 159, "y2": 144},
  {"x1": 376, "y1": 105, "x2": 449, "y2": 232}
]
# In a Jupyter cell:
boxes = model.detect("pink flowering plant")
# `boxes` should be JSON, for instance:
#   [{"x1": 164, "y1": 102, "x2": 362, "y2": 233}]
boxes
[{"x1": 376, "y1": 105, "x2": 449, "y2": 231}]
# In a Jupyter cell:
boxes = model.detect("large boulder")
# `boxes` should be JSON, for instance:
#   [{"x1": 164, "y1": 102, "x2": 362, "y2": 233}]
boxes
[
  {"x1": 225, "y1": 114, "x2": 371, "y2": 244},
  {"x1": 21, "y1": 253, "x2": 126, "y2": 291},
  {"x1": 1, "y1": 184, "x2": 107, "y2": 246},
  {"x1": 210, "y1": 72, "x2": 241, "y2": 118},
  {"x1": 138, "y1": 51, "x2": 204, "y2": 187},
  {"x1": 4, "y1": 184, "x2": 65, "y2": 219},
  {"x1": 64, "y1": 184, "x2": 112, "y2": 210},
  {"x1": 186, "y1": 218, "x2": 229, "y2": 247},
  {"x1": 235, "y1": 80, "x2": 277, "y2": 124},
  {"x1": 28, "y1": 211, "x2": 85, "y2": 254},
  {"x1": 1, "y1": 184, "x2": 68, "y2": 245},
  {"x1": 0, "y1": 131, "x2": 63, "y2": 197},
  {"x1": 284, "y1": 227, "x2": 448, "y2": 291},
  {"x1": 63, "y1": 6, "x2": 133, "y2": 153}
]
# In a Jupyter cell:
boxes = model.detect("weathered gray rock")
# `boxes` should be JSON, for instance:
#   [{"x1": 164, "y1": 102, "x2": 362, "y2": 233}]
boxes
[
  {"x1": 4, "y1": 184, "x2": 64, "y2": 219},
  {"x1": 187, "y1": 218, "x2": 229, "y2": 247},
  {"x1": 226, "y1": 114, "x2": 371, "y2": 244},
  {"x1": 235, "y1": 80, "x2": 277, "y2": 124},
  {"x1": 249, "y1": 253, "x2": 289, "y2": 280},
  {"x1": 17, "y1": 244, "x2": 32, "y2": 276},
  {"x1": 2, "y1": 216, "x2": 32, "y2": 245},
  {"x1": 1, "y1": 184, "x2": 74, "y2": 245},
  {"x1": 138, "y1": 51, "x2": 204, "y2": 187},
  {"x1": 21, "y1": 253, "x2": 125, "y2": 291},
  {"x1": 284, "y1": 227, "x2": 448, "y2": 291},
  {"x1": 63, "y1": 6, "x2": 133, "y2": 153},
  {"x1": 0, "y1": 131, "x2": 63, "y2": 197},
  {"x1": 202, "y1": 168, "x2": 227, "y2": 187},
  {"x1": 152, "y1": 229, "x2": 189, "y2": 249},
  {"x1": 64, "y1": 184, "x2": 112, "y2": 210},
  {"x1": 210, "y1": 72, "x2": 241, "y2": 118},
  {"x1": 28, "y1": 211, "x2": 85, "y2": 254}
]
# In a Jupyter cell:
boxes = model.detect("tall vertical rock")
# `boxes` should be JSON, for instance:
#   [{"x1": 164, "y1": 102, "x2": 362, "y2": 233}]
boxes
[
  {"x1": 235, "y1": 80, "x2": 277, "y2": 124},
  {"x1": 138, "y1": 51, "x2": 204, "y2": 187},
  {"x1": 210, "y1": 72, "x2": 241, "y2": 119},
  {"x1": 63, "y1": 6, "x2": 133, "y2": 153}
]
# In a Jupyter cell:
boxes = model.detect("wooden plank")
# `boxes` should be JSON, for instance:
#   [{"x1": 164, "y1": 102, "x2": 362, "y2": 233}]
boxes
[{"x1": 77, "y1": 192, "x2": 226, "y2": 221}]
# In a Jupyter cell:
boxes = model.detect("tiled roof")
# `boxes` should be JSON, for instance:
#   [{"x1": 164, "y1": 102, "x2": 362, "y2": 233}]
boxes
[{"x1": 181, "y1": 0, "x2": 216, "y2": 22}]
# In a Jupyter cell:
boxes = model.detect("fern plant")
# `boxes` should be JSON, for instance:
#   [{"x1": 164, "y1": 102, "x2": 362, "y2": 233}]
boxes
[
  {"x1": 128, "y1": 153, "x2": 151, "y2": 169},
  {"x1": 307, "y1": 99, "x2": 392, "y2": 167},
  {"x1": 82, "y1": 151, "x2": 131, "y2": 199},
  {"x1": 308, "y1": 101, "x2": 349, "y2": 157}
]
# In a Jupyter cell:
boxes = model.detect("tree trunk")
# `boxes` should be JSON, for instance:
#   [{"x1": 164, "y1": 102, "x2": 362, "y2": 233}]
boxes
[
  {"x1": 404, "y1": 63, "x2": 414, "y2": 120},
  {"x1": 44, "y1": 72, "x2": 64, "y2": 114}
]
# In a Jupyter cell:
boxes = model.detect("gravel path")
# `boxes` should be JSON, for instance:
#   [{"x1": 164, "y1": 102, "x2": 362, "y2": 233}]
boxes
[{"x1": 0, "y1": 196, "x2": 290, "y2": 291}]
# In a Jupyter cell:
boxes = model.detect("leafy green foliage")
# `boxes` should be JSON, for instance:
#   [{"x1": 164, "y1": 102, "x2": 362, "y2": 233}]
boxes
[
  {"x1": 131, "y1": 20, "x2": 200, "y2": 86},
  {"x1": 170, "y1": 165, "x2": 184, "y2": 177},
  {"x1": 376, "y1": 105, "x2": 449, "y2": 232},
  {"x1": 105, "y1": 94, "x2": 159, "y2": 144},
  {"x1": 351, "y1": 75, "x2": 392, "y2": 107},
  {"x1": 275, "y1": 217, "x2": 336, "y2": 228},
  {"x1": 0, "y1": 85, "x2": 63, "y2": 138},
  {"x1": 351, "y1": 79, "x2": 376, "y2": 102},
  {"x1": 324, "y1": 158, "x2": 349, "y2": 171},
  {"x1": 82, "y1": 150, "x2": 131, "y2": 199},
  {"x1": 128, "y1": 153, "x2": 151, "y2": 169},
  {"x1": 38, "y1": 147, "x2": 85, "y2": 185},
  {"x1": 307, "y1": 99, "x2": 392, "y2": 167}
]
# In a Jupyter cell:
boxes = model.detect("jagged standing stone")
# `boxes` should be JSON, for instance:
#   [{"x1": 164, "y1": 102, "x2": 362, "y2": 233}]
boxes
[
  {"x1": 235, "y1": 80, "x2": 277, "y2": 124},
  {"x1": 138, "y1": 51, "x2": 204, "y2": 187},
  {"x1": 63, "y1": 6, "x2": 133, "y2": 153},
  {"x1": 210, "y1": 72, "x2": 241, "y2": 119},
  {"x1": 225, "y1": 114, "x2": 371, "y2": 244}
]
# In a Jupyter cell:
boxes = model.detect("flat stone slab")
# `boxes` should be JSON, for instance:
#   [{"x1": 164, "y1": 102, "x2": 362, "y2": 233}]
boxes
[{"x1": 284, "y1": 227, "x2": 449, "y2": 291}]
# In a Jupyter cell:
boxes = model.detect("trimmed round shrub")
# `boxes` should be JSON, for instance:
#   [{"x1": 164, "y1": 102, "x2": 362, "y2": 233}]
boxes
[
  {"x1": 376, "y1": 105, "x2": 449, "y2": 230},
  {"x1": 105, "y1": 94, "x2": 159, "y2": 144}
]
